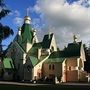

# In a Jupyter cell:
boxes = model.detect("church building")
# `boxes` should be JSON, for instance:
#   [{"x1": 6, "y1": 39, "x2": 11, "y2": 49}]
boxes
[
  {"x1": 4, "y1": 14, "x2": 87, "y2": 83},
  {"x1": 5, "y1": 15, "x2": 57, "y2": 81}
]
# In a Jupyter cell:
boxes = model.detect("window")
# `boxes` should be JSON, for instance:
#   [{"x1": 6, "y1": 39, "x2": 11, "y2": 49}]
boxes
[
  {"x1": 50, "y1": 46, "x2": 54, "y2": 53},
  {"x1": 49, "y1": 64, "x2": 55, "y2": 70},
  {"x1": 52, "y1": 64, "x2": 55, "y2": 70},
  {"x1": 49, "y1": 65, "x2": 51, "y2": 70},
  {"x1": 51, "y1": 46, "x2": 54, "y2": 51},
  {"x1": 68, "y1": 66, "x2": 71, "y2": 71}
]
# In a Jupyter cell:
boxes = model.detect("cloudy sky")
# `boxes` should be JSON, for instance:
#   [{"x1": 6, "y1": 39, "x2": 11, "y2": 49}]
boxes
[{"x1": 1, "y1": 0, "x2": 90, "y2": 49}]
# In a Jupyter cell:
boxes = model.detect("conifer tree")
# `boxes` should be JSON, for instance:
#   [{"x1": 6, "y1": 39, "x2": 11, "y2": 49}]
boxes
[
  {"x1": 0, "y1": 0, "x2": 14, "y2": 78},
  {"x1": 0, "y1": 0, "x2": 13, "y2": 59}
]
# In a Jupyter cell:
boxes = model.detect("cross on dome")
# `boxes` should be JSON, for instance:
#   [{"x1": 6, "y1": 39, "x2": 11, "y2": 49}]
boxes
[
  {"x1": 26, "y1": 8, "x2": 29, "y2": 16},
  {"x1": 24, "y1": 8, "x2": 31, "y2": 24}
]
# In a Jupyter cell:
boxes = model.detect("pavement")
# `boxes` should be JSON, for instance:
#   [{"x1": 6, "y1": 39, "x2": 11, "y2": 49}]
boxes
[
  {"x1": 0, "y1": 81, "x2": 90, "y2": 89},
  {"x1": 0, "y1": 81, "x2": 52, "y2": 86},
  {"x1": 0, "y1": 81, "x2": 90, "y2": 86}
]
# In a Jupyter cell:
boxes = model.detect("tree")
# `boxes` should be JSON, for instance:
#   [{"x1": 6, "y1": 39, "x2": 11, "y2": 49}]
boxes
[
  {"x1": 0, "y1": 0, "x2": 14, "y2": 79},
  {"x1": 0, "y1": 0, "x2": 10, "y2": 19},
  {"x1": 0, "y1": 0, "x2": 13, "y2": 60}
]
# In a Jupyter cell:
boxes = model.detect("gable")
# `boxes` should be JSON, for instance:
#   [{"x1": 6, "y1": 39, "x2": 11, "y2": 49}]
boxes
[
  {"x1": 14, "y1": 41, "x2": 25, "y2": 53},
  {"x1": 42, "y1": 33, "x2": 53, "y2": 49},
  {"x1": 6, "y1": 41, "x2": 25, "y2": 55},
  {"x1": 27, "y1": 44, "x2": 39, "y2": 58},
  {"x1": 62, "y1": 42, "x2": 82, "y2": 57},
  {"x1": 46, "y1": 41, "x2": 82, "y2": 63}
]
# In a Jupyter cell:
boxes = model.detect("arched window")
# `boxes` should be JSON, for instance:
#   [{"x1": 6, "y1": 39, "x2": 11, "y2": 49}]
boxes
[
  {"x1": 52, "y1": 64, "x2": 55, "y2": 70},
  {"x1": 49, "y1": 64, "x2": 51, "y2": 70}
]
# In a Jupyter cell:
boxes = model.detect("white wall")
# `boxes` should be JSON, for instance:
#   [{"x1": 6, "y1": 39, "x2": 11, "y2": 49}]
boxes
[
  {"x1": 33, "y1": 55, "x2": 50, "y2": 80},
  {"x1": 50, "y1": 34, "x2": 57, "y2": 51}
]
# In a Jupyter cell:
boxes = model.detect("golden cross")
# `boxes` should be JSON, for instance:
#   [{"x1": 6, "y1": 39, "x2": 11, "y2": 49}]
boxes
[{"x1": 26, "y1": 8, "x2": 29, "y2": 16}]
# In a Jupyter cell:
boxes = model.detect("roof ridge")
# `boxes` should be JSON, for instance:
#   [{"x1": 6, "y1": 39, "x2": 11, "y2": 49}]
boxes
[{"x1": 15, "y1": 41, "x2": 25, "y2": 53}]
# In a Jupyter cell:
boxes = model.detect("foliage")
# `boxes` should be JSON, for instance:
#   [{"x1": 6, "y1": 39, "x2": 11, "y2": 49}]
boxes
[
  {"x1": 0, "y1": 0, "x2": 14, "y2": 42},
  {"x1": 0, "y1": 0, "x2": 10, "y2": 20},
  {"x1": 0, "y1": 23, "x2": 13, "y2": 41}
]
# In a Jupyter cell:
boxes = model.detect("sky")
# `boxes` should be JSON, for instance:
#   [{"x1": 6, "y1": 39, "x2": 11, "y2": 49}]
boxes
[{"x1": 1, "y1": 0, "x2": 90, "y2": 50}]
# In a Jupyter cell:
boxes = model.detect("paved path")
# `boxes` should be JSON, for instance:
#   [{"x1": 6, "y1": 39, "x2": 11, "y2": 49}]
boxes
[
  {"x1": 0, "y1": 81, "x2": 51, "y2": 86},
  {"x1": 0, "y1": 81, "x2": 90, "y2": 89},
  {"x1": 60, "y1": 83, "x2": 90, "y2": 86},
  {"x1": 0, "y1": 81, "x2": 90, "y2": 86}
]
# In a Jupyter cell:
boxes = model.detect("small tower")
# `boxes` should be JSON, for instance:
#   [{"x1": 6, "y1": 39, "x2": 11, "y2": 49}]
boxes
[
  {"x1": 18, "y1": 27, "x2": 21, "y2": 36},
  {"x1": 73, "y1": 35, "x2": 78, "y2": 43},
  {"x1": 32, "y1": 28, "x2": 38, "y2": 43},
  {"x1": 20, "y1": 9, "x2": 33, "y2": 53}
]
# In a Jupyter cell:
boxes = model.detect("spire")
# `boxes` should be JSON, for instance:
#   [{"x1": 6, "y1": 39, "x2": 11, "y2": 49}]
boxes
[
  {"x1": 21, "y1": 9, "x2": 33, "y2": 44},
  {"x1": 73, "y1": 35, "x2": 78, "y2": 43},
  {"x1": 24, "y1": 8, "x2": 31, "y2": 24}
]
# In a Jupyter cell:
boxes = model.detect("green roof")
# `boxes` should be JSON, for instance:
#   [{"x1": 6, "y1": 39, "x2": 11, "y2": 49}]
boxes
[
  {"x1": 33, "y1": 43, "x2": 42, "y2": 48},
  {"x1": 42, "y1": 33, "x2": 53, "y2": 49},
  {"x1": 3, "y1": 58, "x2": 14, "y2": 69},
  {"x1": 15, "y1": 41, "x2": 25, "y2": 53},
  {"x1": 29, "y1": 56, "x2": 38, "y2": 67},
  {"x1": 49, "y1": 42, "x2": 82, "y2": 59},
  {"x1": 27, "y1": 42, "x2": 48, "y2": 61},
  {"x1": 21, "y1": 24, "x2": 33, "y2": 43},
  {"x1": 16, "y1": 34, "x2": 22, "y2": 45},
  {"x1": 44, "y1": 57, "x2": 65, "y2": 63},
  {"x1": 62, "y1": 42, "x2": 82, "y2": 57},
  {"x1": 27, "y1": 44, "x2": 38, "y2": 58}
]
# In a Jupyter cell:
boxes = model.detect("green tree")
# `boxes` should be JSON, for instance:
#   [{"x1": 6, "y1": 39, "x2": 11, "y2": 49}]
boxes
[
  {"x1": 0, "y1": 0, "x2": 14, "y2": 79},
  {"x1": 0, "y1": 0, "x2": 13, "y2": 60}
]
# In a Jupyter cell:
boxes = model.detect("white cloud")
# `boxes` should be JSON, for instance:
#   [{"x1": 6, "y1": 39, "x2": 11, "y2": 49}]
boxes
[
  {"x1": 31, "y1": 0, "x2": 90, "y2": 49},
  {"x1": 8, "y1": 10, "x2": 20, "y2": 16},
  {"x1": 8, "y1": 10, "x2": 23, "y2": 26},
  {"x1": 12, "y1": 10, "x2": 23, "y2": 26},
  {"x1": 14, "y1": 10, "x2": 20, "y2": 16},
  {"x1": 13, "y1": 17, "x2": 23, "y2": 26}
]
